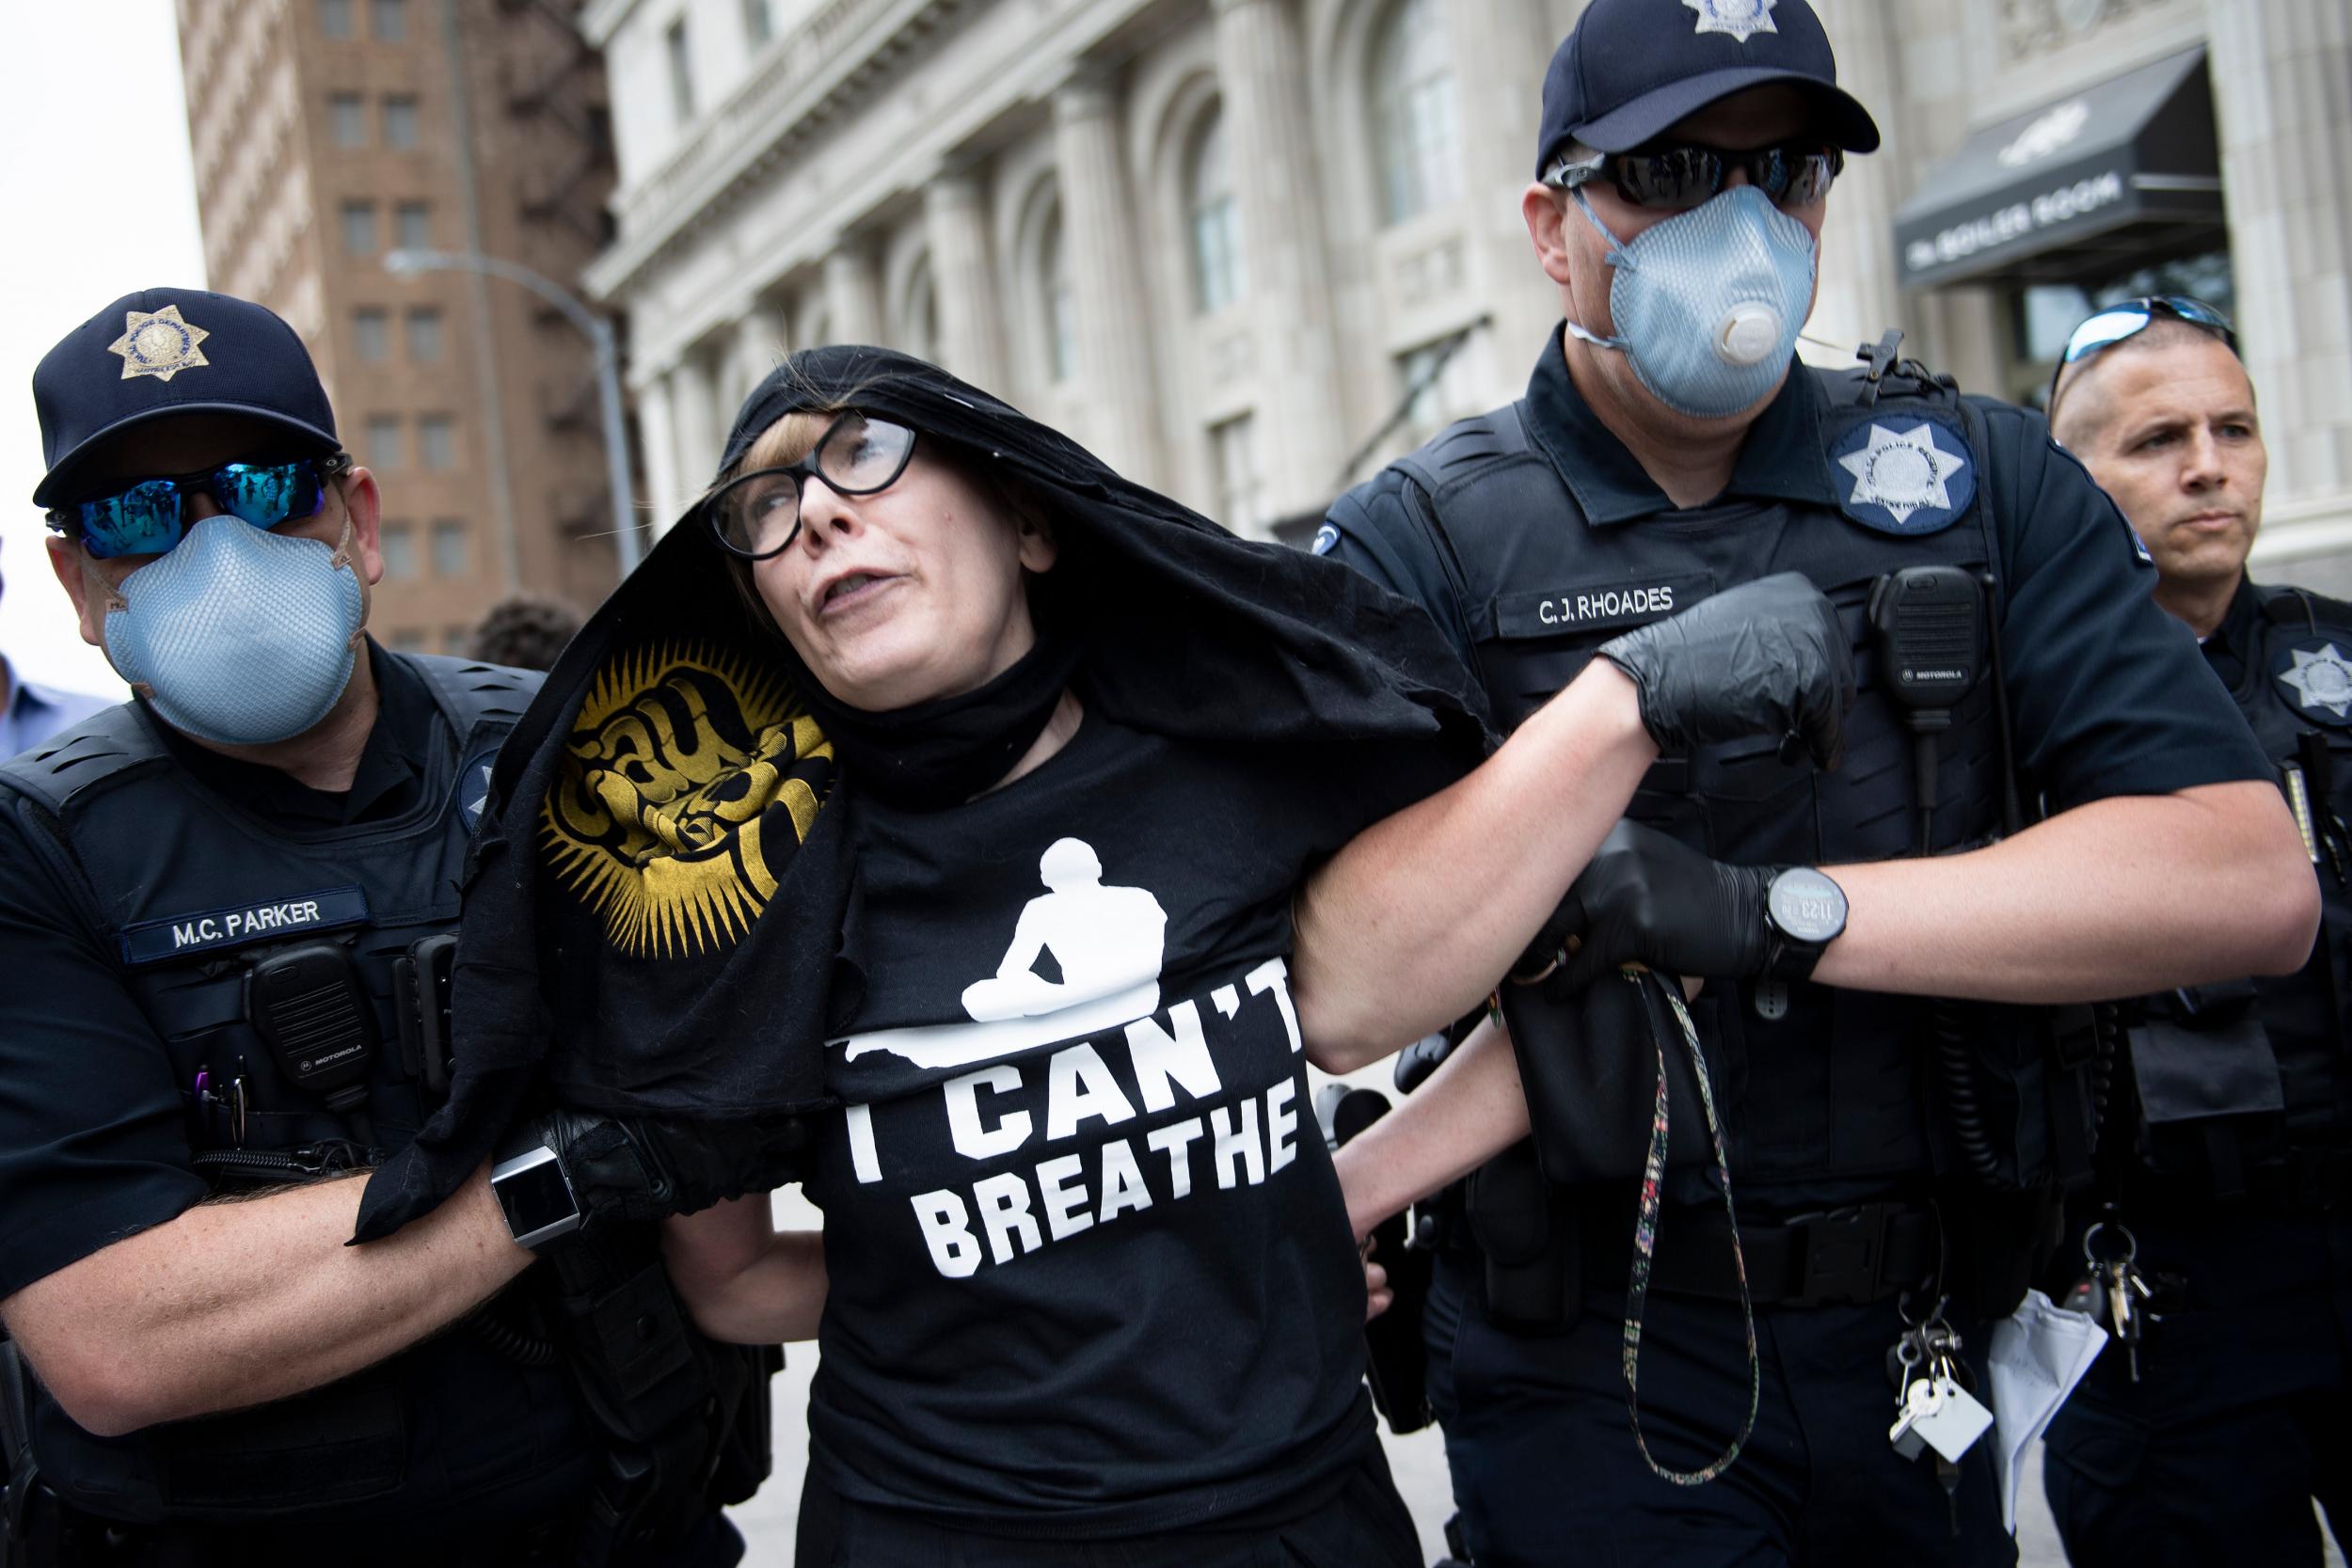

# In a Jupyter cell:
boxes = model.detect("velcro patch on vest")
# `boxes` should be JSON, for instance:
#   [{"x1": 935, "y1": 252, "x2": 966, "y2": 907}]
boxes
[
  {"x1": 1492, "y1": 574, "x2": 1715, "y2": 638},
  {"x1": 1831, "y1": 416, "x2": 1976, "y2": 536},
  {"x1": 120, "y1": 886, "x2": 373, "y2": 966}
]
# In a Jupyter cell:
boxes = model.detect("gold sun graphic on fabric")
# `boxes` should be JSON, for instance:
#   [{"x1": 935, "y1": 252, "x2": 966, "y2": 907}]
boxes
[{"x1": 541, "y1": 640, "x2": 834, "y2": 958}]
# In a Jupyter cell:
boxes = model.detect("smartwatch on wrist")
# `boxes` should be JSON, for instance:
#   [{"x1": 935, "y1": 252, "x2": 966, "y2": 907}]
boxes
[
  {"x1": 1761, "y1": 866, "x2": 1848, "y2": 981},
  {"x1": 489, "y1": 1124, "x2": 582, "y2": 1251}
]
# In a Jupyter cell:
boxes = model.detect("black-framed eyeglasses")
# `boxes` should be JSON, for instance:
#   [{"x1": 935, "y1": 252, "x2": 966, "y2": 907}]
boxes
[
  {"x1": 2048, "y1": 296, "x2": 2237, "y2": 407},
  {"x1": 1543, "y1": 141, "x2": 1843, "y2": 212},
  {"x1": 48, "y1": 453, "x2": 353, "y2": 562},
  {"x1": 703, "y1": 412, "x2": 919, "y2": 560}
]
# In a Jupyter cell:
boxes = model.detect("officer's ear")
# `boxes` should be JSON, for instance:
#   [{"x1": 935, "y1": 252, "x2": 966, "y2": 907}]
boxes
[
  {"x1": 1522, "y1": 183, "x2": 1576, "y2": 289},
  {"x1": 331, "y1": 465, "x2": 387, "y2": 588},
  {"x1": 45, "y1": 533, "x2": 108, "y2": 650}
]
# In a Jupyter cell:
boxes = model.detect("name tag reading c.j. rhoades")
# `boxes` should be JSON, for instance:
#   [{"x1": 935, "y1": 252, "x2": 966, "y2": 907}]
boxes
[
  {"x1": 119, "y1": 886, "x2": 373, "y2": 965},
  {"x1": 1492, "y1": 573, "x2": 1715, "y2": 639}
]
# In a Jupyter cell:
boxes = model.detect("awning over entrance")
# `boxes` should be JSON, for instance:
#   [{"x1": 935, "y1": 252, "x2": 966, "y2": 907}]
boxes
[{"x1": 1892, "y1": 49, "x2": 2223, "y2": 290}]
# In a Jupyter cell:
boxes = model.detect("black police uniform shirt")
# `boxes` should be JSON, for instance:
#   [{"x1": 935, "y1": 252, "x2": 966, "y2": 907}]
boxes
[
  {"x1": 2167, "y1": 576, "x2": 2352, "y2": 1163},
  {"x1": 0, "y1": 642, "x2": 442, "y2": 1300},
  {"x1": 1325, "y1": 328, "x2": 2268, "y2": 824},
  {"x1": 0, "y1": 643, "x2": 592, "y2": 1539},
  {"x1": 803, "y1": 710, "x2": 1380, "y2": 1534},
  {"x1": 1319, "y1": 330, "x2": 2274, "y2": 1212}
]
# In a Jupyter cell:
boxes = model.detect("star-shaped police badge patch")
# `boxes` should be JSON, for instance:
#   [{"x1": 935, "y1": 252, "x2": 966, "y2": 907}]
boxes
[
  {"x1": 2277, "y1": 642, "x2": 2352, "y2": 724},
  {"x1": 1684, "y1": 0, "x2": 1777, "y2": 41},
  {"x1": 1832, "y1": 418, "x2": 1977, "y2": 536},
  {"x1": 107, "y1": 304, "x2": 211, "y2": 382}
]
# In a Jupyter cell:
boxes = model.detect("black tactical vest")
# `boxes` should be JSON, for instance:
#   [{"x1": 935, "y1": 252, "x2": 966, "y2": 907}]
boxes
[
  {"x1": 1396, "y1": 363, "x2": 2080, "y2": 1199},
  {"x1": 0, "y1": 656, "x2": 595, "y2": 1528},
  {"x1": 2132, "y1": 582, "x2": 2352, "y2": 1186}
]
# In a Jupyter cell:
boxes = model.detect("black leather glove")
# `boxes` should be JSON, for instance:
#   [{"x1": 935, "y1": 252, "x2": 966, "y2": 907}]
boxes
[
  {"x1": 542, "y1": 1109, "x2": 812, "y2": 1228},
  {"x1": 1594, "y1": 572, "x2": 1852, "y2": 768},
  {"x1": 1513, "y1": 821, "x2": 1776, "y2": 1000}
]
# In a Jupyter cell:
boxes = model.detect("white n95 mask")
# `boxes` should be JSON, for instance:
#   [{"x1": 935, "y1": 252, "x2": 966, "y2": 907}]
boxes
[
  {"x1": 102, "y1": 514, "x2": 368, "y2": 746},
  {"x1": 1565, "y1": 185, "x2": 1819, "y2": 420}
]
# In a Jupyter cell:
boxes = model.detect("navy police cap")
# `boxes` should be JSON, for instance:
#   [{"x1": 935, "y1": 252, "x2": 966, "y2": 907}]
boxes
[
  {"x1": 1536, "y1": 0, "x2": 1881, "y2": 174},
  {"x1": 32, "y1": 287, "x2": 340, "y2": 509}
]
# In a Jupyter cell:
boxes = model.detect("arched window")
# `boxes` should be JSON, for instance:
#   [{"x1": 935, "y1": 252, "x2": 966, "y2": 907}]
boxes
[
  {"x1": 1373, "y1": 0, "x2": 1458, "y2": 226},
  {"x1": 1185, "y1": 108, "x2": 1246, "y2": 314},
  {"x1": 1041, "y1": 208, "x2": 1077, "y2": 384}
]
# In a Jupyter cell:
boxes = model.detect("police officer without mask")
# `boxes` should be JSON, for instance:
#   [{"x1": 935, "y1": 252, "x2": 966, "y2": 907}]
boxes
[
  {"x1": 0, "y1": 290, "x2": 768, "y2": 1566},
  {"x1": 1318, "y1": 3, "x2": 2318, "y2": 1563},
  {"x1": 2038, "y1": 299, "x2": 2352, "y2": 1567}
]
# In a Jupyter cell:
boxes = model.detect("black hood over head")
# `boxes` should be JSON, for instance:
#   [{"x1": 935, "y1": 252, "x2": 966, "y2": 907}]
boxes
[{"x1": 356, "y1": 344, "x2": 1490, "y2": 1241}]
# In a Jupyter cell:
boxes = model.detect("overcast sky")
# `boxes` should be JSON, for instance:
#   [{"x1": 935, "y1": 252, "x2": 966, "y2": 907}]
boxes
[{"x1": 0, "y1": 0, "x2": 204, "y2": 694}]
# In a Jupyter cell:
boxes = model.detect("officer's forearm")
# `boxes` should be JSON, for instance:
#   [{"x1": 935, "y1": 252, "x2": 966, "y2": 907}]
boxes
[
  {"x1": 1815, "y1": 781, "x2": 2319, "y2": 1001},
  {"x1": 1332, "y1": 1019, "x2": 1530, "y2": 1241},
  {"x1": 1293, "y1": 662, "x2": 1656, "y2": 1066},
  {"x1": 0, "y1": 1164, "x2": 529, "y2": 1438},
  {"x1": 661, "y1": 1198, "x2": 827, "y2": 1345}
]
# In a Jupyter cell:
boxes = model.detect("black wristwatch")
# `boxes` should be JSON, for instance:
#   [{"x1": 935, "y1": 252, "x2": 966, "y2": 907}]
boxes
[
  {"x1": 1761, "y1": 866, "x2": 1848, "y2": 981},
  {"x1": 489, "y1": 1124, "x2": 582, "y2": 1251}
]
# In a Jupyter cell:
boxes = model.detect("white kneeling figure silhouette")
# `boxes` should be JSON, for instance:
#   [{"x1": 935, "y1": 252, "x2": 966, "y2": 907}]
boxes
[{"x1": 841, "y1": 836, "x2": 1170, "y2": 1070}]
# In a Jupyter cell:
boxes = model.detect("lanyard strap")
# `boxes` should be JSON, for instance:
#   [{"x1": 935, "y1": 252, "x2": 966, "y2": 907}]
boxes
[{"x1": 1620, "y1": 968, "x2": 1760, "y2": 1485}]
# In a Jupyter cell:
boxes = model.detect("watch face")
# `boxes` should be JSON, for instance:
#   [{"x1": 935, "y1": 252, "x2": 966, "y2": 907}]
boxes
[
  {"x1": 492, "y1": 1148, "x2": 580, "y2": 1246},
  {"x1": 1769, "y1": 868, "x2": 1848, "y2": 944}
]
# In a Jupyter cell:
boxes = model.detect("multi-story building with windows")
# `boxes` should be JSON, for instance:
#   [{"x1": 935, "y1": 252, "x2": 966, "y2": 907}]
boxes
[
  {"x1": 177, "y1": 0, "x2": 625, "y2": 652},
  {"x1": 585, "y1": 0, "x2": 2352, "y2": 580}
]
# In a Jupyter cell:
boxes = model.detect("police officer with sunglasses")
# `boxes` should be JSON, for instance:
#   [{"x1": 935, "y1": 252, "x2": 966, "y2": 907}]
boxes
[
  {"x1": 2037, "y1": 299, "x2": 2351, "y2": 1567},
  {"x1": 0, "y1": 289, "x2": 774, "y2": 1567},
  {"x1": 1316, "y1": 1, "x2": 2317, "y2": 1562}
]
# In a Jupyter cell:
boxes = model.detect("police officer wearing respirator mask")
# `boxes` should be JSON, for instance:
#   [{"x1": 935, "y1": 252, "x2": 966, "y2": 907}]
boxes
[
  {"x1": 1318, "y1": 2, "x2": 2318, "y2": 1562},
  {"x1": 0, "y1": 290, "x2": 787, "y2": 1567}
]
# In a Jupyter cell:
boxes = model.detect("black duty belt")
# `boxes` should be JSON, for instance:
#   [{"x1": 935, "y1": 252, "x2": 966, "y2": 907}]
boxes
[{"x1": 1583, "y1": 1199, "x2": 1941, "y2": 1307}]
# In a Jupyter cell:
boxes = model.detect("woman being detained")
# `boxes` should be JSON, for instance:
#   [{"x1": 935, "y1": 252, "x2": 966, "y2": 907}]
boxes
[{"x1": 375, "y1": 346, "x2": 1848, "y2": 1565}]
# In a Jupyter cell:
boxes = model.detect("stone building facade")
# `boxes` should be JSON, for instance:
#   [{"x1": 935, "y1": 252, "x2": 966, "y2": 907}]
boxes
[
  {"x1": 178, "y1": 0, "x2": 624, "y2": 652},
  {"x1": 584, "y1": 0, "x2": 2352, "y2": 572}
]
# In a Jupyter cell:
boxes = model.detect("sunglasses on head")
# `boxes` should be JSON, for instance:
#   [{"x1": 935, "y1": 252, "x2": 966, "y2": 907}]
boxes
[
  {"x1": 2048, "y1": 296, "x2": 2236, "y2": 405},
  {"x1": 705, "y1": 411, "x2": 919, "y2": 560},
  {"x1": 51, "y1": 453, "x2": 352, "y2": 562},
  {"x1": 1544, "y1": 141, "x2": 1843, "y2": 212}
]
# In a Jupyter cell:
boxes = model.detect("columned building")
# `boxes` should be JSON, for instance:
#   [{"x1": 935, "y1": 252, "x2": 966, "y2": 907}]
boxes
[{"x1": 584, "y1": 0, "x2": 2352, "y2": 572}]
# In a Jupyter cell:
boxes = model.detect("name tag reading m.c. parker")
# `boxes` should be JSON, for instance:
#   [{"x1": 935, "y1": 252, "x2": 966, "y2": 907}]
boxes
[
  {"x1": 1492, "y1": 573, "x2": 1715, "y2": 639},
  {"x1": 119, "y1": 886, "x2": 373, "y2": 966}
]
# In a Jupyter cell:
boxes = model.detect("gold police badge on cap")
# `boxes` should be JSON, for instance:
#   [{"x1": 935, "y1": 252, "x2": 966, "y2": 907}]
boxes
[{"x1": 106, "y1": 305, "x2": 212, "y2": 382}]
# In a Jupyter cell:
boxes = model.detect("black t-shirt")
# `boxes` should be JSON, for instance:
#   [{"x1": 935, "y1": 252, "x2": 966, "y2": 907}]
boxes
[
  {"x1": 803, "y1": 712, "x2": 1378, "y2": 1534},
  {"x1": 1321, "y1": 332, "x2": 2271, "y2": 811}
]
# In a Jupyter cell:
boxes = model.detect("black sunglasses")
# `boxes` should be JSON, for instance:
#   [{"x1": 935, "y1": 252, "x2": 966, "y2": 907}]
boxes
[
  {"x1": 49, "y1": 453, "x2": 352, "y2": 562},
  {"x1": 1544, "y1": 141, "x2": 1843, "y2": 212},
  {"x1": 704, "y1": 412, "x2": 919, "y2": 560},
  {"x1": 2047, "y1": 296, "x2": 2237, "y2": 408}
]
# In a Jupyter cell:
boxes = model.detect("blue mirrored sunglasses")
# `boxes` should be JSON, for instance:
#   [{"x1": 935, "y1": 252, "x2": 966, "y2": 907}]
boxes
[
  {"x1": 2049, "y1": 296, "x2": 2236, "y2": 406},
  {"x1": 50, "y1": 454, "x2": 351, "y2": 562}
]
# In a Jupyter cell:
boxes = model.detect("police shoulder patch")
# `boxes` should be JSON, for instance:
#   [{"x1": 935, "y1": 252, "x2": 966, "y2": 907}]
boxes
[
  {"x1": 1310, "y1": 523, "x2": 1340, "y2": 556},
  {"x1": 2275, "y1": 640, "x2": 2352, "y2": 727},
  {"x1": 1831, "y1": 416, "x2": 1977, "y2": 536}
]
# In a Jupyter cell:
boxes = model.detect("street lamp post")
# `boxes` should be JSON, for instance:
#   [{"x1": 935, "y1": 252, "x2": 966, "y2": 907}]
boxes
[{"x1": 384, "y1": 247, "x2": 644, "y2": 576}]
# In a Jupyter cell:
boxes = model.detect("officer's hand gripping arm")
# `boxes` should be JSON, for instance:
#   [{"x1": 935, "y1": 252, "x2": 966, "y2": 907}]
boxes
[
  {"x1": 1516, "y1": 821, "x2": 1777, "y2": 998},
  {"x1": 541, "y1": 1110, "x2": 813, "y2": 1230},
  {"x1": 1594, "y1": 571, "x2": 1853, "y2": 768}
]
